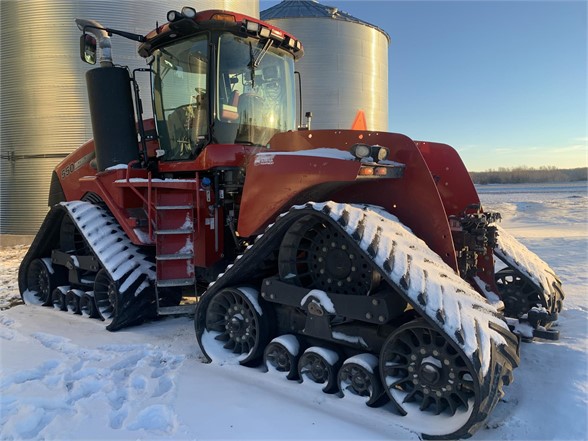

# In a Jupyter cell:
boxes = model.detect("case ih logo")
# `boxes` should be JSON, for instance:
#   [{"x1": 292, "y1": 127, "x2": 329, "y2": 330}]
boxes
[{"x1": 254, "y1": 154, "x2": 275, "y2": 166}]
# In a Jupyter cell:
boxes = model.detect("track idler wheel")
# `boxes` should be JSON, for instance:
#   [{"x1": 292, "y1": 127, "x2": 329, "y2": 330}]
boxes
[
  {"x1": 338, "y1": 354, "x2": 386, "y2": 407},
  {"x1": 298, "y1": 347, "x2": 340, "y2": 393},
  {"x1": 23, "y1": 258, "x2": 65, "y2": 306},
  {"x1": 264, "y1": 335, "x2": 301, "y2": 380},
  {"x1": 201, "y1": 287, "x2": 269, "y2": 367},
  {"x1": 380, "y1": 319, "x2": 481, "y2": 438}
]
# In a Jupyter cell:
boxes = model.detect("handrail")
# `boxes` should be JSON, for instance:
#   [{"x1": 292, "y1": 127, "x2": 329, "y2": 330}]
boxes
[{"x1": 123, "y1": 160, "x2": 155, "y2": 241}]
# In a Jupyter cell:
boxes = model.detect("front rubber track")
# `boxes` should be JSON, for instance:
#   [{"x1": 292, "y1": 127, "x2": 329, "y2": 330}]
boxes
[
  {"x1": 19, "y1": 203, "x2": 156, "y2": 330},
  {"x1": 195, "y1": 203, "x2": 520, "y2": 439}
]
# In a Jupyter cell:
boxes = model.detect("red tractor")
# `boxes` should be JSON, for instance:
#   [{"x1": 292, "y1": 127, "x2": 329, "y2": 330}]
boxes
[{"x1": 19, "y1": 7, "x2": 564, "y2": 439}]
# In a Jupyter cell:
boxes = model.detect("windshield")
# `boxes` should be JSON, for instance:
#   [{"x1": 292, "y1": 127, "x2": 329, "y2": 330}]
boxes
[
  {"x1": 151, "y1": 32, "x2": 296, "y2": 160},
  {"x1": 215, "y1": 34, "x2": 296, "y2": 146},
  {"x1": 152, "y1": 35, "x2": 208, "y2": 160}
]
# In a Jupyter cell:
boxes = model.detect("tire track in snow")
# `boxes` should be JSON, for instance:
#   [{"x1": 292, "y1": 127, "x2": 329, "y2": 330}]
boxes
[{"x1": 0, "y1": 321, "x2": 186, "y2": 439}]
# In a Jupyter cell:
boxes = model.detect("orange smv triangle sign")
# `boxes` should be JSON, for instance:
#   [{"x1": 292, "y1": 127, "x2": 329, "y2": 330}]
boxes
[{"x1": 351, "y1": 110, "x2": 367, "y2": 131}]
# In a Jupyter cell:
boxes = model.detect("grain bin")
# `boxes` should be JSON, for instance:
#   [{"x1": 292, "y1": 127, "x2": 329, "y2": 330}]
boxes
[
  {"x1": 261, "y1": 0, "x2": 389, "y2": 131},
  {"x1": 0, "y1": 1, "x2": 260, "y2": 235}
]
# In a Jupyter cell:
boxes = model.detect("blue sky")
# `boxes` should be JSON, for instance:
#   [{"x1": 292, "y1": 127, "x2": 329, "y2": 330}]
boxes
[{"x1": 260, "y1": 0, "x2": 587, "y2": 171}]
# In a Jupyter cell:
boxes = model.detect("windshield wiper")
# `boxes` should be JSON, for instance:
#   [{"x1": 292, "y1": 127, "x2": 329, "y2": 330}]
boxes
[{"x1": 248, "y1": 39, "x2": 272, "y2": 87}]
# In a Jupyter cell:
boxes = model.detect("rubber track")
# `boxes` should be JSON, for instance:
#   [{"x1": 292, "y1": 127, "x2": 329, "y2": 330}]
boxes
[
  {"x1": 195, "y1": 202, "x2": 520, "y2": 439},
  {"x1": 494, "y1": 224, "x2": 564, "y2": 313},
  {"x1": 61, "y1": 202, "x2": 155, "y2": 290}
]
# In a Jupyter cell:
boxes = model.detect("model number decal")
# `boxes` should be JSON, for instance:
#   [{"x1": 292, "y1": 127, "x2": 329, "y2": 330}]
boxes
[
  {"x1": 254, "y1": 154, "x2": 274, "y2": 166},
  {"x1": 61, "y1": 151, "x2": 95, "y2": 179}
]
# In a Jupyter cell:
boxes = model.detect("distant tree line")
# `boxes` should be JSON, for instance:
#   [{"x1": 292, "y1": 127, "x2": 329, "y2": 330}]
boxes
[{"x1": 469, "y1": 166, "x2": 587, "y2": 184}]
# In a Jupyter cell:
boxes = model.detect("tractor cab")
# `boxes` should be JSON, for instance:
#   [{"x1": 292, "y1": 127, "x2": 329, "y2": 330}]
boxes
[{"x1": 79, "y1": 8, "x2": 302, "y2": 165}]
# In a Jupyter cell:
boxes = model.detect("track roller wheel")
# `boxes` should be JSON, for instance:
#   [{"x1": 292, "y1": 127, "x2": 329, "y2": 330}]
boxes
[
  {"x1": 65, "y1": 289, "x2": 83, "y2": 314},
  {"x1": 23, "y1": 258, "x2": 64, "y2": 306},
  {"x1": 201, "y1": 287, "x2": 269, "y2": 366},
  {"x1": 495, "y1": 267, "x2": 542, "y2": 318},
  {"x1": 338, "y1": 354, "x2": 385, "y2": 407},
  {"x1": 264, "y1": 335, "x2": 301, "y2": 380},
  {"x1": 94, "y1": 269, "x2": 118, "y2": 324},
  {"x1": 51, "y1": 287, "x2": 68, "y2": 311},
  {"x1": 298, "y1": 347, "x2": 340, "y2": 393},
  {"x1": 80, "y1": 292, "x2": 99, "y2": 318},
  {"x1": 380, "y1": 319, "x2": 480, "y2": 438}
]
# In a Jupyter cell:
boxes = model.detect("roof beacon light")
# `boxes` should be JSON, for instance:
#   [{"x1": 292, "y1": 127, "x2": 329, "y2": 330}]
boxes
[{"x1": 181, "y1": 7, "x2": 196, "y2": 19}]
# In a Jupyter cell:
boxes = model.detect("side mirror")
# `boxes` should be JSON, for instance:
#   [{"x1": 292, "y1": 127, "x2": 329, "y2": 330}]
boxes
[{"x1": 80, "y1": 34, "x2": 97, "y2": 65}]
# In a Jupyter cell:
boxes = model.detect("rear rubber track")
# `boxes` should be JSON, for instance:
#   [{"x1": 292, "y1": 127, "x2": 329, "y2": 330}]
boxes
[
  {"x1": 19, "y1": 201, "x2": 157, "y2": 330},
  {"x1": 493, "y1": 224, "x2": 564, "y2": 337}
]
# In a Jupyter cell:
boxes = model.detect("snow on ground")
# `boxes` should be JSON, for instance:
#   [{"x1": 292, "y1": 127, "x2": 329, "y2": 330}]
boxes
[{"x1": 1, "y1": 182, "x2": 586, "y2": 440}]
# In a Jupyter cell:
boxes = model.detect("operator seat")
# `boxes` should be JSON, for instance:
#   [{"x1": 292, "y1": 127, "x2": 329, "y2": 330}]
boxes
[{"x1": 166, "y1": 97, "x2": 208, "y2": 159}]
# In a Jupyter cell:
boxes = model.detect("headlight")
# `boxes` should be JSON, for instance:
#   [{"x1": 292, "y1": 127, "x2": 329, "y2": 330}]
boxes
[
  {"x1": 181, "y1": 7, "x2": 196, "y2": 18},
  {"x1": 350, "y1": 143, "x2": 372, "y2": 159},
  {"x1": 350, "y1": 143, "x2": 389, "y2": 162},
  {"x1": 374, "y1": 146, "x2": 389, "y2": 161},
  {"x1": 167, "y1": 10, "x2": 181, "y2": 22}
]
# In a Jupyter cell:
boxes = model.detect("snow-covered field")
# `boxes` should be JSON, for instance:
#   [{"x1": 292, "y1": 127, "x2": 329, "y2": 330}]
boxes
[{"x1": 1, "y1": 182, "x2": 586, "y2": 440}]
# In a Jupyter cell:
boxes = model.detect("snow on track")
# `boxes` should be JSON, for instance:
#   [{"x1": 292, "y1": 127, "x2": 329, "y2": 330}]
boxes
[
  {"x1": 300, "y1": 202, "x2": 508, "y2": 374},
  {"x1": 494, "y1": 224, "x2": 560, "y2": 302},
  {"x1": 62, "y1": 201, "x2": 155, "y2": 294}
]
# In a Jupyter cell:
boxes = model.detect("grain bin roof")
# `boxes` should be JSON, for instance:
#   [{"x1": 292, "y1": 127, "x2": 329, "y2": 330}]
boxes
[{"x1": 261, "y1": 0, "x2": 390, "y2": 44}]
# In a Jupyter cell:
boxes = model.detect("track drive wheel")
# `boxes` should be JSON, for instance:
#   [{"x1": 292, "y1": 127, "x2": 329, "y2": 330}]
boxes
[
  {"x1": 23, "y1": 258, "x2": 65, "y2": 306},
  {"x1": 380, "y1": 320, "x2": 480, "y2": 438},
  {"x1": 264, "y1": 335, "x2": 301, "y2": 380},
  {"x1": 298, "y1": 347, "x2": 340, "y2": 393},
  {"x1": 338, "y1": 354, "x2": 386, "y2": 407},
  {"x1": 201, "y1": 287, "x2": 269, "y2": 367},
  {"x1": 93, "y1": 269, "x2": 118, "y2": 324},
  {"x1": 59, "y1": 214, "x2": 91, "y2": 255},
  {"x1": 279, "y1": 216, "x2": 380, "y2": 295}
]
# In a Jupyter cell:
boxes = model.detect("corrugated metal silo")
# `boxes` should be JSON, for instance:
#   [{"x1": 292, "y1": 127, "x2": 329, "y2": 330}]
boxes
[
  {"x1": 261, "y1": 0, "x2": 389, "y2": 131},
  {"x1": 0, "y1": 0, "x2": 260, "y2": 236}
]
